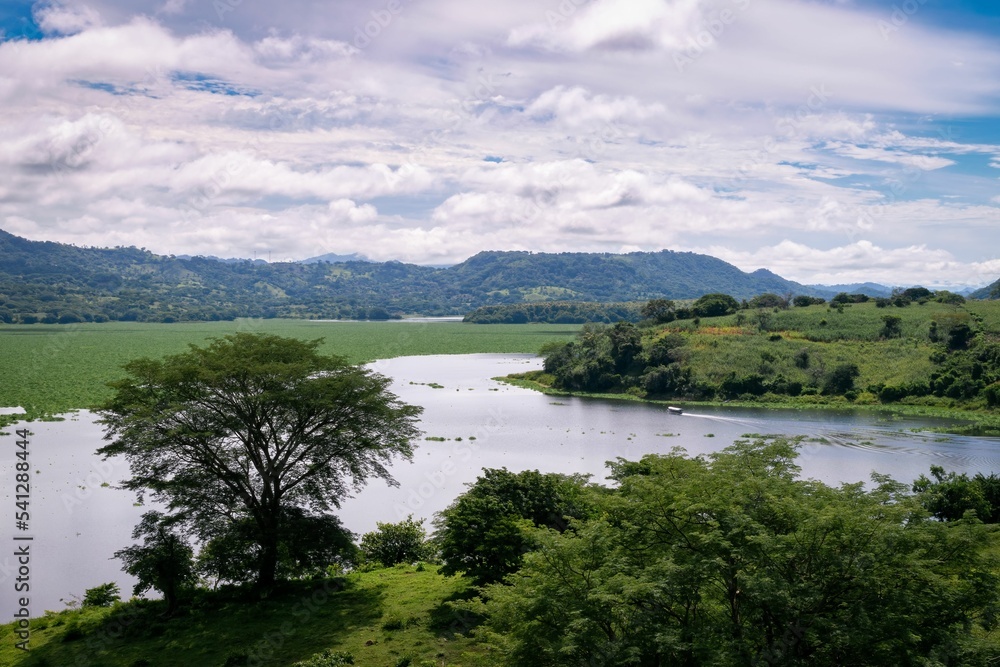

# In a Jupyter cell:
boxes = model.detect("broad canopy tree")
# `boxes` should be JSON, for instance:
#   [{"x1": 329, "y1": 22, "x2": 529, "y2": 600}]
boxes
[{"x1": 98, "y1": 333, "x2": 422, "y2": 589}]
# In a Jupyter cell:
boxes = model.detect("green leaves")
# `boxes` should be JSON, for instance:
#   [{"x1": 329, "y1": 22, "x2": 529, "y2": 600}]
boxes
[
  {"x1": 480, "y1": 439, "x2": 1000, "y2": 666},
  {"x1": 98, "y1": 332, "x2": 422, "y2": 589},
  {"x1": 434, "y1": 468, "x2": 595, "y2": 586},
  {"x1": 359, "y1": 516, "x2": 431, "y2": 567}
]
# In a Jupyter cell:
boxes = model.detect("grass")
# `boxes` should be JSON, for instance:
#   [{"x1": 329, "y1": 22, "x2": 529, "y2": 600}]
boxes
[
  {"x1": 712, "y1": 299, "x2": 975, "y2": 342},
  {"x1": 0, "y1": 320, "x2": 580, "y2": 421},
  {"x1": 502, "y1": 300, "x2": 1000, "y2": 435},
  {"x1": 0, "y1": 564, "x2": 489, "y2": 667}
]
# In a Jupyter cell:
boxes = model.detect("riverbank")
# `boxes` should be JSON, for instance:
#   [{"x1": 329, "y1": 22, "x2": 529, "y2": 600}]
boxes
[{"x1": 499, "y1": 370, "x2": 1000, "y2": 436}]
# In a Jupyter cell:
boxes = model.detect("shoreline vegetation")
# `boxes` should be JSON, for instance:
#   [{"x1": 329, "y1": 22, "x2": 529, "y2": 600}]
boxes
[
  {"x1": 501, "y1": 291, "x2": 1000, "y2": 437},
  {"x1": 496, "y1": 372, "x2": 995, "y2": 435}
]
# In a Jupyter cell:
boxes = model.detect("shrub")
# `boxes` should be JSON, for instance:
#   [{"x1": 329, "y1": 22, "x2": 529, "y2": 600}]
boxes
[
  {"x1": 382, "y1": 616, "x2": 405, "y2": 631},
  {"x1": 360, "y1": 516, "x2": 430, "y2": 567},
  {"x1": 823, "y1": 364, "x2": 860, "y2": 395},
  {"x1": 82, "y1": 582, "x2": 120, "y2": 608},
  {"x1": 292, "y1": 650, "x2": 355, "y2": 666}
]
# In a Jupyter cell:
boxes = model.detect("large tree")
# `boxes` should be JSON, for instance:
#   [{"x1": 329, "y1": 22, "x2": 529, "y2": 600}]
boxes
[{"x1": 98, "y1": 333, "x2": 422, "y2": 589}]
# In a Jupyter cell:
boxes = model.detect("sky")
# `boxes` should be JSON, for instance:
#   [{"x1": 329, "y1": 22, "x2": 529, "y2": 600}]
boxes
[{"x1": 1, "y1": 0, "x2": 999, "y2": 287}]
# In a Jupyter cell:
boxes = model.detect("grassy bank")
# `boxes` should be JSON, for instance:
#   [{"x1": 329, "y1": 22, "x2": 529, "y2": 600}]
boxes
[
  {"x1": 0, "y1": 564, "x2": 488, "y2": 667},
  {"x1": 0, "y1": 320, "x2": 580, "y2": 420},
  {"x1": 515, "y1": 299, "x2": 1000, "y2": 435},
  {"x1": 499, "y1": 371, "x2": 1000, "y2": 434}
]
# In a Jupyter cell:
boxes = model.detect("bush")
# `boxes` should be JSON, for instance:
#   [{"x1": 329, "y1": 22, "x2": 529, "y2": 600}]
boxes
[
  {"x1": 691, "y1": 293, "x2": 739, "y2": 317},
  {"x1": 748, "y1": 293, "x2": 787, "y2": 309},
  {"x1": 823, "y1": 364, "x2": 860, "y2": 395},
  {"x1": 436, "y1": 469, "x2": 593, "y2": 585},
  {"x1": 382, "y1": 616, "x2": 405, "y2": 631},
  {"x1": 292, "y1": 650, "x2": 355, "y2": 666},
  {"x1": 82, "y1": 582, "x2": 120, "y2": 608},
  {"x1": 984, "y1": 383, "x2": 1000, "y2": 407},
  {"x1": 360, "y1": 516, "x2": 430, "y2": 567},
  {"x1": 880, "y1": 315, "x2": 903, "y2": 339},
  {"x1": 61, "y1": 623, "x2": 85, "y2": 642}
]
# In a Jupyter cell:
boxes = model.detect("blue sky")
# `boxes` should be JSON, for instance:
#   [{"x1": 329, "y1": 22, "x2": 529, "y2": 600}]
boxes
[{"x1": 0, "y1": 0, "x2": 998, "y2": 287}]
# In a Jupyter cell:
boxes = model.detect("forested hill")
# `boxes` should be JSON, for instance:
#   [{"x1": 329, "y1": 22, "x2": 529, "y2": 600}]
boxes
[
  {"x1": 1, "y1": 229, "x2": 845, "y2": 323},
  {"x1": 971, "y1": 278, "x2": 1000, "y2": 300}
]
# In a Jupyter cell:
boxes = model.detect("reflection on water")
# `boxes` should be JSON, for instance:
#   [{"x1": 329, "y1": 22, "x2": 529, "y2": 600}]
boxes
[{"x1": 2, "y1": 353, "x2": 998, "y2": 617}]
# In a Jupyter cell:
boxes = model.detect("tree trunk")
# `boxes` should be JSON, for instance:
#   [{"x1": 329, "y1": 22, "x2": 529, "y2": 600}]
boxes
[{"x1": 256, "y1": 512, "x2": 280, "y2": 591}]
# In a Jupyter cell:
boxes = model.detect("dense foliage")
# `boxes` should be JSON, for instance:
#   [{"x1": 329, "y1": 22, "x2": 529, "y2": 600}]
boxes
[
  {"x1": 359, "y1": 516, "x2": 432, "y2": 567},
  {"x1": 196, "y1": 507, "x2": 358, "y2": 585},
  {"x1": 477, "y1": 440, "x2": 1000, "y2": 666},
  {"x1": 0, "y1": 229, "x2": 850, "y2": 323},
  {"x1": 533, "y1": 293, "x2": 1000, "y2": 409},
  {"x1": 114, "y1": 512, "x2": 197, "y2": 615},
  {"x1": 435, "y1": 468, "x2": 595, "y2": 585},
  {"x1": 464, "y1": 300, "x2": 644, "y2": 324},
  {"x1": 98, "y1": 333, "x2": 422, "y2": 589}
]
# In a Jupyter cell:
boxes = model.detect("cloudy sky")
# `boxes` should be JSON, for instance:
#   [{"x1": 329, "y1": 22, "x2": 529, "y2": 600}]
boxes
[{"x1": 1, "y1": 0, "x2": 999, "y2": 287}]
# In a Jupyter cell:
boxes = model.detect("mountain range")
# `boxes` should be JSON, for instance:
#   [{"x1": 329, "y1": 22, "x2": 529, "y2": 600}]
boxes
[{"x1": 0, "y1": 229, "x2": 926, "y2": 323}]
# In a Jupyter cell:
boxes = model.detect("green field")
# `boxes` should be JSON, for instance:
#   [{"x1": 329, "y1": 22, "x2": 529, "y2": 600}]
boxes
[
  {"x1": 0, "y1": 320, "x2": 581, "y2": 420},
  {"x1": 684, "y1": 300, "x2": 984, "y2": 394},
  {"x1": 0, "y1": 564, "x2": 489, "y2": 667}
]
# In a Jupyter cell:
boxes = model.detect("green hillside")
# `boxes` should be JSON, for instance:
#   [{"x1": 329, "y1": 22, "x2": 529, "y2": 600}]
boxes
[
  {"x1": 0, "y1": 230, "x2": 848, "y2": 324},
  {"x1": 516, "y1": 294, "x2": 1000, "y2": 431}
]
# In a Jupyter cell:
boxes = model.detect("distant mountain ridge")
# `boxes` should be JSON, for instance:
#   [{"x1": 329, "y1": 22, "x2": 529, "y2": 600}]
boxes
[
  {"x1": 971, "y1": 280, "x2": 1000, "y2": 300},
  {"x1": 0, "y1": 229, "x2": 896, "y2": 323},
  {"x1": 814, "y1": 282, "x2": 893, "y2": 298}
]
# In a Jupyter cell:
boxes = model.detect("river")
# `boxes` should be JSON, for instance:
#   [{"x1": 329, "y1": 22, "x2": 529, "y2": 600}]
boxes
[{"x1": 2, "y1": 353, "x2": 998, "y2": 618}]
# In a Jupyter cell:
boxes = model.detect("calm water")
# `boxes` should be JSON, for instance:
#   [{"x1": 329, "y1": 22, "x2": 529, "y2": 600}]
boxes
[{"x1": 2, "y1": 353, "x2": 998, "y2": 617}]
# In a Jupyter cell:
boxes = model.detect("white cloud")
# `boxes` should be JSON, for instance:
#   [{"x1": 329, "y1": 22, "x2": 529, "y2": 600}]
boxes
[
  {"x1": 252, "y1": 34, "x2": 355, "y2": 66},
  {"x1": 824, "y1": 143, "x2": 955, "y2": 170},
  {"x1": 158, "y1": 0, "x2": 188, "y2": 16},
  {"x1": 704, "y1": 240, "x2": 1000, "y2": 288},
  {"x1": 525, "y1": 86, "x2": 666, "y2": 127},
  {"x1": 508, "y1": 0, "x2": 705, "y2": 52},
  {"x1": 34, "y1": 2, "x2": 104, "y2": 35}
]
